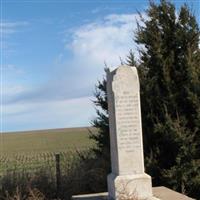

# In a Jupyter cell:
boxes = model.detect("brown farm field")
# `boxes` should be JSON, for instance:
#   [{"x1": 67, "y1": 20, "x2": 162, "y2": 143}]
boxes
[{"x1": 0, "y1": 127, "x2": 97, "y2": 172}]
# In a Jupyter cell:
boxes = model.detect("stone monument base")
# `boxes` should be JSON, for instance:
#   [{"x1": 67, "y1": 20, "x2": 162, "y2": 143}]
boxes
[
  {"x1": 107, "y1": 173, "x2": 156, "y2": 200},
  {"x1": 72, "y1": 186, "x2": 194, "y2": 200}
]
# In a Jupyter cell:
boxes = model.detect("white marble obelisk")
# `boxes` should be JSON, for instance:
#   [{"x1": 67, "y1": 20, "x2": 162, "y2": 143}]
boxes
[{"x1": 106, "y1": 66, "x2": 157, "y2": 200}]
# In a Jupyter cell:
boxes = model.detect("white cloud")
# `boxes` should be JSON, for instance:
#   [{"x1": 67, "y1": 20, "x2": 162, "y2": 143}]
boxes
[
  {"x1": 2, "y1": 85, "x2": 26, "y2": 97},
  {"x1": 0, "y1": 21, "x2": 29, "y2": 36},
  {"x1": 5, "y1": 13, "x2": 141, "y2": 104},
  {"x1": 4, "y1": 12, "x2": 144, "y2": 131},
  {"x1": 2, "y1": 64, "x2": 24, "y2": 74},
  {"x1": 2, "y1": 64, "x2": 26, "y2": 104},
  {"x1": 69, "y1": 13, "x2": 140, "y2": 69},
  {"x1": 3, "y1": 96, "x2": 95, "y2": 132},
  {"x1": 105, "y1": 14, "x2": 137, "y2": 24},
  {"x1": 0, "y1": 20, "x2": 29, "y2": 57}
]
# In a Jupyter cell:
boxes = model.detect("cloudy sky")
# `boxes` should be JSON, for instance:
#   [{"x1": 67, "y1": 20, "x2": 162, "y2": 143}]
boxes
[{"x1": 1, "y1": 0, "x2": 199, "y2": 132}]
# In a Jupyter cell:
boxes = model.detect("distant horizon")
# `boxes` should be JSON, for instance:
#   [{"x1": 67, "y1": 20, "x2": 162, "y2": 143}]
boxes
[
  {"x1": 2, "y1": 0, "x2": 199, "y2": 132},
  {"x1": 2, "y1": 125, "x2": 95, "y2": 134}
]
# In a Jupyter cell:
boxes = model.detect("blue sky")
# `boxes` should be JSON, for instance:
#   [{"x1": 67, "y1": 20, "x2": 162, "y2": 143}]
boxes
[{"x1": 1, "y1": 0, "x2": 199, "y2": 132}]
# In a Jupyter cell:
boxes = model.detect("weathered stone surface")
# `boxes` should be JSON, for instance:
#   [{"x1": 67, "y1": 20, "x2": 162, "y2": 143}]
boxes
[
  {"x1": 152, "y1": 187, "x2": 194, "y2": 200},
  {"x1": 72, "y1": 187, "x2": 194, "y2": 200},
  {"x1": 107, "y1": 66, "x2": 145, "y2": 175},
  {"x1": 107, "y1": 173, "x2": 153, "y2": 199},
  {"x1": 106, "y1": 66, "x2": 153, "y2": 199}
]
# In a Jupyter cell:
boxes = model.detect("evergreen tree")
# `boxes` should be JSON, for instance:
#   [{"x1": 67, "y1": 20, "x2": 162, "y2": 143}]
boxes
[
  {"x1": 91, "y1": 78, "x2": 110, "y2": 160},
  {"x1": 90, "y1": 77, "x2": 111, "y2": 187},
  {"x1": 128, "y1": 0, "x2": 200, "y2": 198},
  {"x1": 91, "y1": 0, "x2": 200, "y2": 198}
]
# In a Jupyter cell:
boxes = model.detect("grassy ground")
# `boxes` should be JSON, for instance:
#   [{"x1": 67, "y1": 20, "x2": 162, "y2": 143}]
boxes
[
  {"x1": 0, "y1": 127, "x2": 97, "y2": 172},
  {"x1": 1, "y1": 127, "x2": 96, "y2": 155}
]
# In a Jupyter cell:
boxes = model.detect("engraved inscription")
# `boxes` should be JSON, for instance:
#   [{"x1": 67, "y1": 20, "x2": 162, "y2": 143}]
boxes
[{"x1": 115, "y1": 91, "x2": 141, "y2": 153}]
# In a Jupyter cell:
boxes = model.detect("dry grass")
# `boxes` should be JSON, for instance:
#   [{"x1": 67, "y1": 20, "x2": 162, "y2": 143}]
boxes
[
  {"x1": 1, "y1": 127, "x2": 97, "y2": 155},
  {"x1": 4, "y1": 188, "x2": 56, "y2": 200},
  {"x1": 0, "y1": 127, "x2": 97, "y2": 173},
  {"x1": 0, "y1": 149, "x2": 108, "y2": 200}
]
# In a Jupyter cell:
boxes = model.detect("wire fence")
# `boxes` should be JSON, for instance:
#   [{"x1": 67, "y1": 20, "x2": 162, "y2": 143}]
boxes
[{"x1": 0, "y1": 150, "x2": 89, "y2": 199}]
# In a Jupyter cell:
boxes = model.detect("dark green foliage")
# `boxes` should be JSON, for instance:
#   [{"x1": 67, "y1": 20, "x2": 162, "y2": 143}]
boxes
[
  {"x1": 89, "y1": 77, "x2": 111, "y2": 190},
  {"x1": 90, "y1": 78, "x2": 110, "y2": 157},
  {"x1": 129, "y1": 0, "x2": 200, "y2": 198},
  {"x1": 92, "y1": 0, "x2": 200, "y2": 199},
  {"x1": 126, "y1": 50, "x2": 137, "y2": 67}
]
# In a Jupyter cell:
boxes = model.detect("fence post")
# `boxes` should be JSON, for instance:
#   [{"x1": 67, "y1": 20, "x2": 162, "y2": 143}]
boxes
[{"x1": 55, "y1": 153, "x2": 61, "y2": 198}]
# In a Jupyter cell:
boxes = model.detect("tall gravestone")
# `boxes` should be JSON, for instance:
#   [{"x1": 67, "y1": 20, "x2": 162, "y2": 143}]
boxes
[{"x1": 106, "y1": 65, "x2": 157, "y2": 200}]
